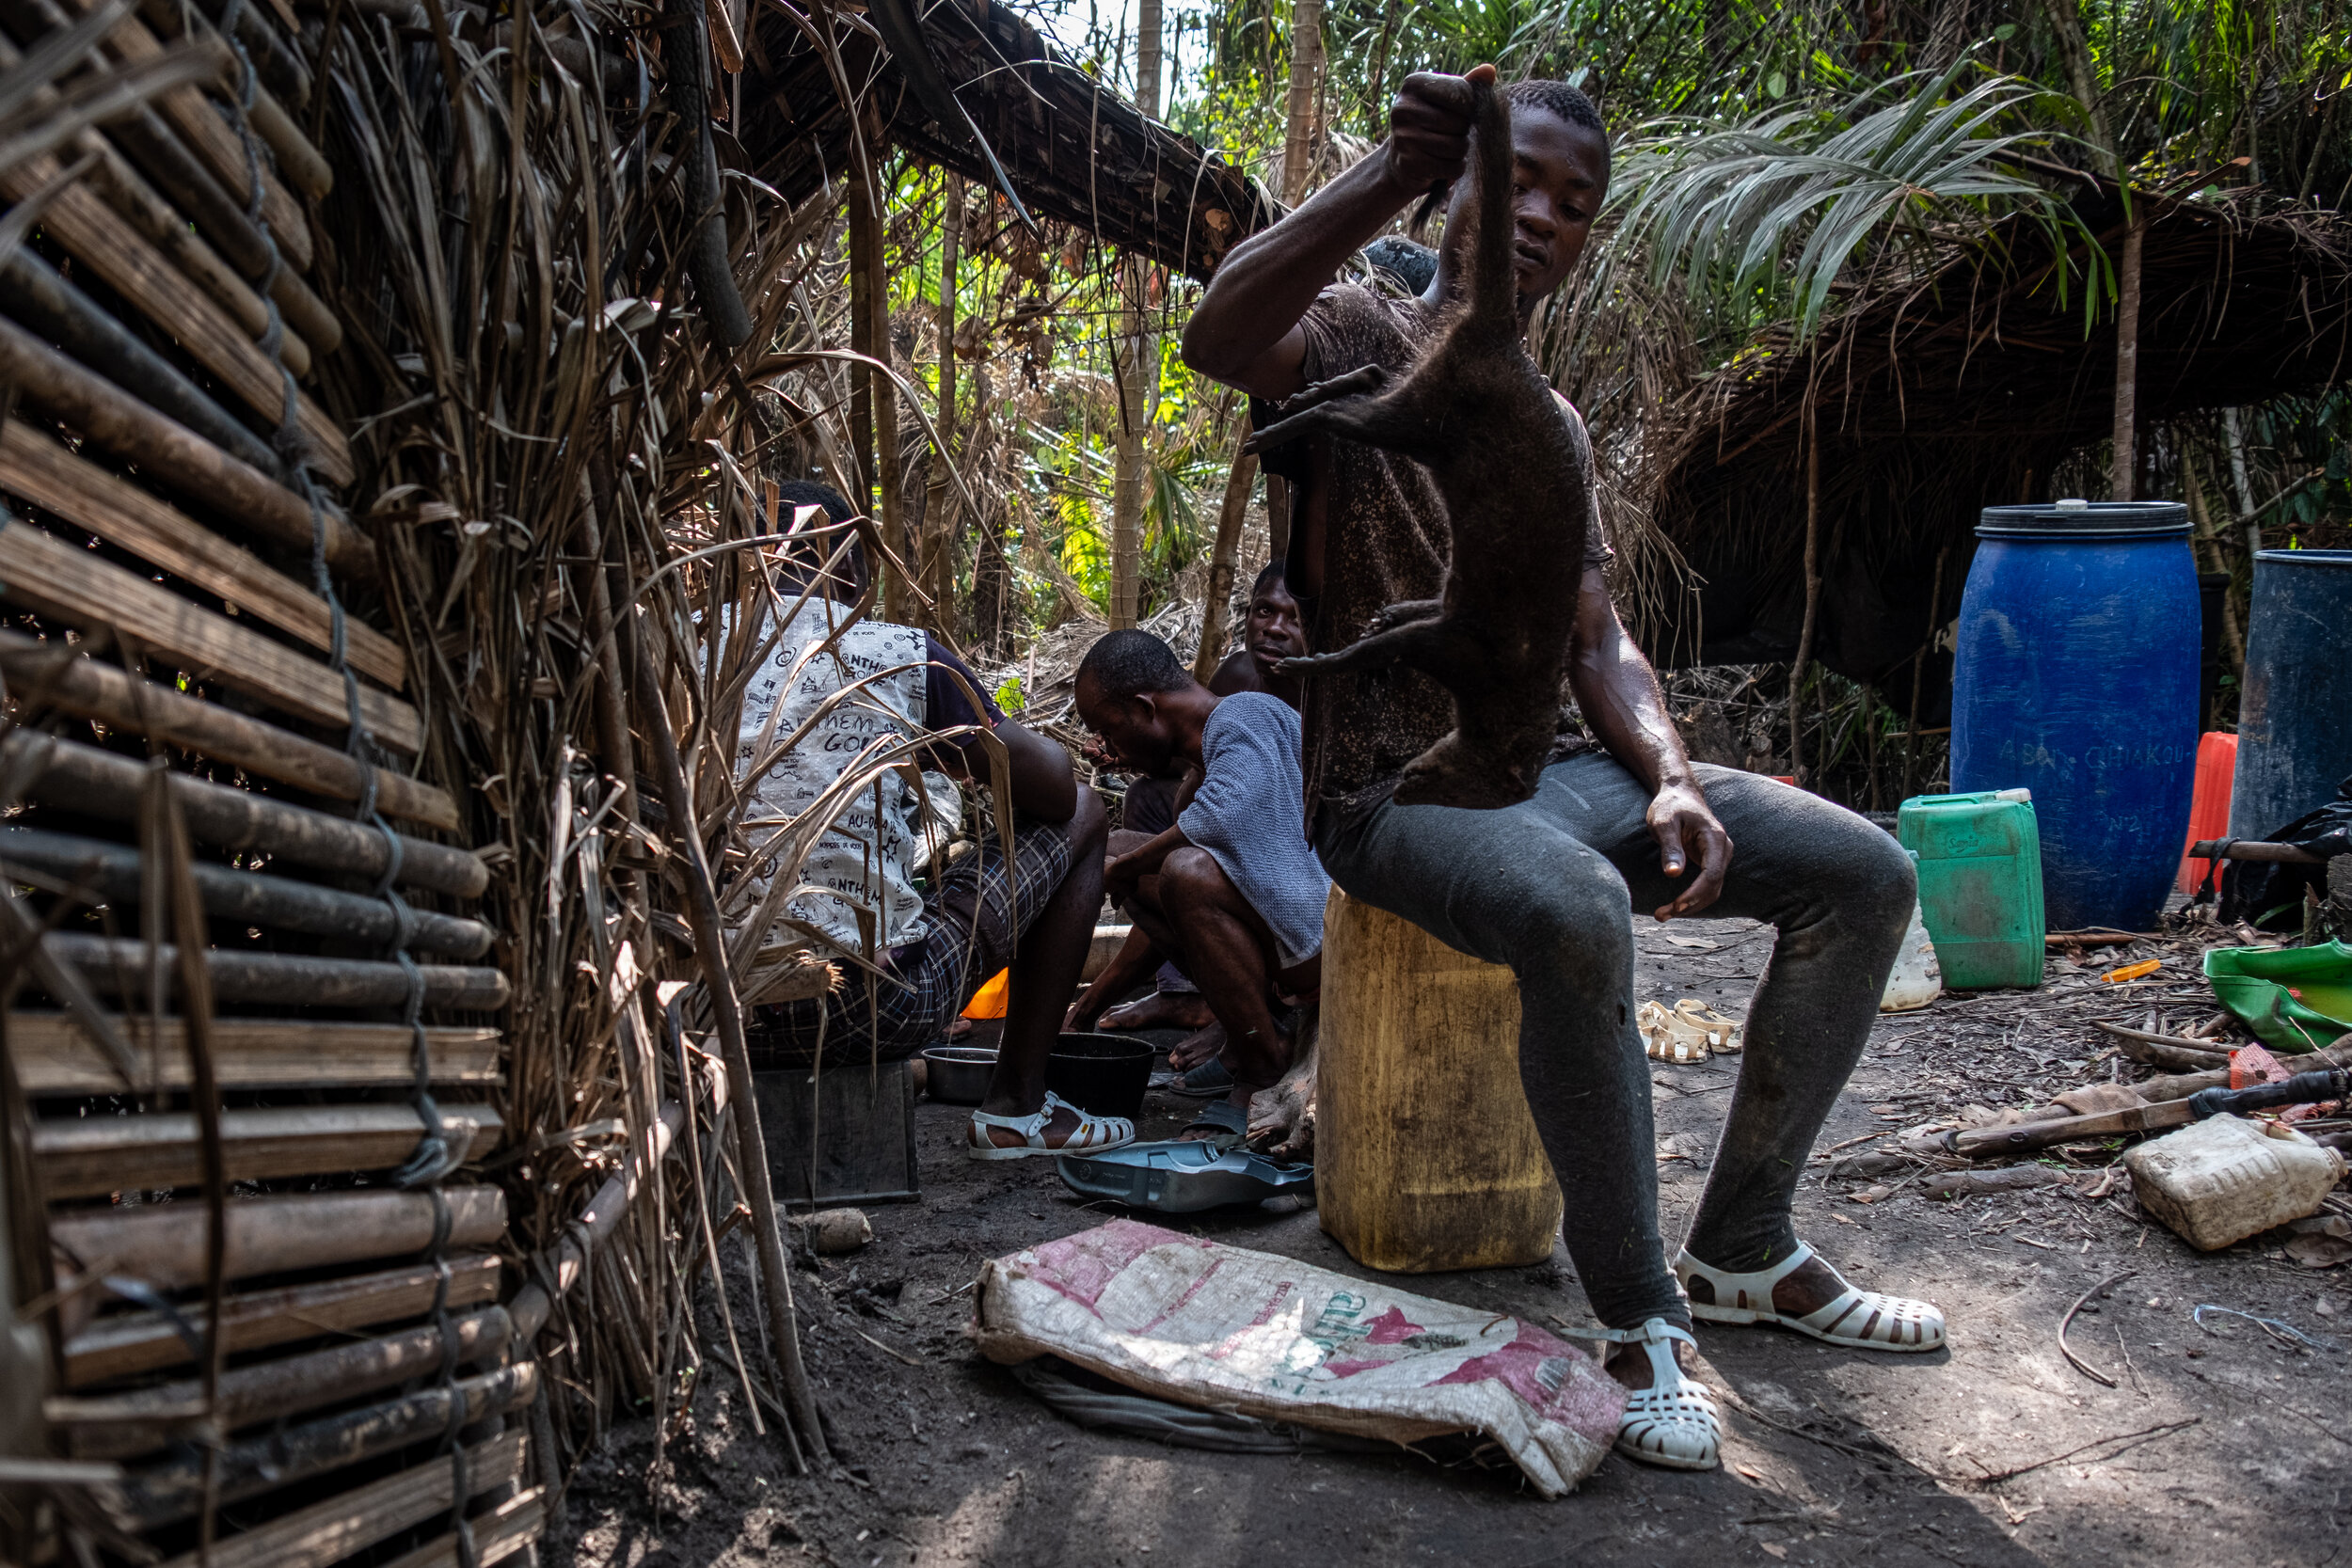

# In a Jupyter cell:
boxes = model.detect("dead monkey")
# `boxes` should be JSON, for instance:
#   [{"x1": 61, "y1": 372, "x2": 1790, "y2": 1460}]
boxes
[{"x1": 1245, "y1": 78, "x2": 1588, "y2": 811}]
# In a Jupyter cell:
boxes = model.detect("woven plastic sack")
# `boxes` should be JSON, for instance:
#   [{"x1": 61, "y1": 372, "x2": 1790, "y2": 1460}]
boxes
[{"x1": 973, "y1": 1219, "x2": 1626, "y2": 1496}]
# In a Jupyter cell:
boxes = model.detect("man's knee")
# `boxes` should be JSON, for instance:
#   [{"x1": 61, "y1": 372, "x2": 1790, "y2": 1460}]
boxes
[
  {"x1": 1849, "y1": 817, "x2": 1918, "y2": 928},
  {"x1": 1159, "y1": 847, "x2": 1230, "y2": 911},
  {"x1": 1519, "y1": 854, "x2": 1632, "y2": 968},
  {"x1": 1459, "y1": 847, "x2": 1629, "y2": 977}
]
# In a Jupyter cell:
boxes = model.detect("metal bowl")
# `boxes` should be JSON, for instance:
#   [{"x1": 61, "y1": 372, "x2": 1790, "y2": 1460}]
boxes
[{"x1": 920, "y1": 1045, "x2": 997, "y2": 1104}]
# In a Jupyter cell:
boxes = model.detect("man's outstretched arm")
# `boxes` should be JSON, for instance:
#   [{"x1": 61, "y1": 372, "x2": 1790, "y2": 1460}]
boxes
[
  {"x1": 1566, "y1": 566, "x2": 1734, "y2": 920},
  {"x1": 1182, "y1": 69, "x2": 1486, "y2": 396}
]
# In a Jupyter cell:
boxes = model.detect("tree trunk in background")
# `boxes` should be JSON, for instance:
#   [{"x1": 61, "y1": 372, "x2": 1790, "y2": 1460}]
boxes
[
  {"x1": 1790, "y1": 413, "x2": 1822, "y2": 785},
  {"x1": 849, "y1": 178, "x2": 905, "y2": 621},
  {"x1": 2111, "y1": 214, "x2": 2144, "y2": 500},
  {"x1": 2037, "y1": 0, "x2": 2140, "y2": 500},
  {"x1": 1282, "y1": 0, "x2": 1323, "y2": 205},
  {"x1": 1195, "y1": 443, "x2": 1261, "y2": 683},
  {"x1": 1111, "y1": 283, "x2": 1147, "y2": 629},
  {"x1": 1108, "y1": 0, "x2": 1163, "y2": 630},
  {"x1": 874, "y1": 280, "x2": 907, "y2": 624},
  {"x1": 923, "y1": 176, "x2": 962, "y2": 625},
  {"x1": 1138, "y1": 0, "x2": 1161, "y2": 120},
  {"x1": 2037, "y1": 0, "x2": 2116, "y2": 177},
  {"x1": 2183, "y1": 452, "x2": 2245, "y2": 672},
  {"x1": 2224, "y1": 406, "x2": 2263, "y2": 562},
  {"x1": 967, "y1": 368, "x2": 1009, "y2": 656}
]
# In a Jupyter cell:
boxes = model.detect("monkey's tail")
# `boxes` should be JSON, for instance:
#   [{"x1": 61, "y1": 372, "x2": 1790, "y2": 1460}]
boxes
[{"x1": 1468, "y1": 77, "x2": 1516, "y2": 331}]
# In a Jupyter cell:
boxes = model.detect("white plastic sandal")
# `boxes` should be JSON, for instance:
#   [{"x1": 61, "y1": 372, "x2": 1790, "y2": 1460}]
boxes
[
  {"x1": 967, "y1": 1091, "x2": 1135, "y2": 1162},
  {"x1": 1675, "y1": 999, "x2": 1742, "y2": 1054},
  {"x1": 1592, "y1": 1318, "x2": 1720, "y2": 1471},
  {"x1": 1638, "y1": 1001, "x2": 1708, "y2": 1064},
  {"x1": 1675, "y1": 1241, "x2": 1945, "y2": 1352}
]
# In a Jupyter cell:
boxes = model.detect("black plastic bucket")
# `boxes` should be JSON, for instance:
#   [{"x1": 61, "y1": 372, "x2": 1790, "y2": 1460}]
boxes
[{"x1": 1045, "y1": 1032, "x2": 1154, "y2": 1122}]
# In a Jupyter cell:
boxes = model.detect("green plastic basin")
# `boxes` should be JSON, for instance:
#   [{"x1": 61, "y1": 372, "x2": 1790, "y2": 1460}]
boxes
[{"x1": 2201, "y1": 939, "x2": 2352, "y2": 1053}]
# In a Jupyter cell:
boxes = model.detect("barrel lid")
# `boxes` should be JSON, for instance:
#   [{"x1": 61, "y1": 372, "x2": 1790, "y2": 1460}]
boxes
[
  {"x1": 1979, "y1": 499, "x2": 2189, "y2": 537},
  {"x1": 2252, "y1": 548, "x2": 2352, "y2": 567}
]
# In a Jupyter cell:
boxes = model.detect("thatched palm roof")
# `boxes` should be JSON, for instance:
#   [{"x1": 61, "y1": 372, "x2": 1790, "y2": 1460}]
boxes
[
  {"x1": 1644, "y1": 187, "x2": 2352, "y2": 693},
  {"x1": 735, "y1": 0, "x2": 1278, "y2": 279}
]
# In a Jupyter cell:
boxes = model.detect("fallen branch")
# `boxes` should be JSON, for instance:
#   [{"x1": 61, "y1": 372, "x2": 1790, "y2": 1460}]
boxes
[
  {"x1": 1950, "y1": 1417, "x2": 2199, "y2": 1488},
  {"x1": 2057, "y1": 1269, "x2": 2133, "y2": 1387}
]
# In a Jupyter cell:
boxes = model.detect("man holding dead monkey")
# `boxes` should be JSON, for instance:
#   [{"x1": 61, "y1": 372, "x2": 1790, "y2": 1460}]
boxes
[{"x1": 1184, "y1": 64, "x2": 1943, "y2": 1472}]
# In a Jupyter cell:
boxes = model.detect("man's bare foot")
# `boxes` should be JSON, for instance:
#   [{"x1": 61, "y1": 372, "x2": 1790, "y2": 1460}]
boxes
[
  {"x1": 1099, "y1": 990, "x2": 1216, "y2": 1032},
  {"x1": 1167, "y1": 1022, "x2": 1226, "y2": 1071}
]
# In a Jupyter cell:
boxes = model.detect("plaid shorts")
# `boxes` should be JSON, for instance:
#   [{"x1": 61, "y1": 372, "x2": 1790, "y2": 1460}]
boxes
[{"x1": 745, "y1": 808, "x2": 1082, "y2": 1069}]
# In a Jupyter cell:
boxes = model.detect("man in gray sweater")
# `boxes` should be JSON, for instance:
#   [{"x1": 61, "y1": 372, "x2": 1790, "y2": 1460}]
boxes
[{"x1": 1068, "y1": 630, "x2": 1328, "y2": 1136}]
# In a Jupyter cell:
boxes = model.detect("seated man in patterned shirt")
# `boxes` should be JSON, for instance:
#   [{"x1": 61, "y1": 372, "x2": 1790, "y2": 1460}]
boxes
[{"x1": 734, "y1": 483, "x2": 1130, "y2": 1160}]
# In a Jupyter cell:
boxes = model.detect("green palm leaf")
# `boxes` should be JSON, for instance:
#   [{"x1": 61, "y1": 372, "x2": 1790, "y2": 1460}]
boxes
[{"x1": 1611, "y1": 57, "x2": 2097, "y2": 342}]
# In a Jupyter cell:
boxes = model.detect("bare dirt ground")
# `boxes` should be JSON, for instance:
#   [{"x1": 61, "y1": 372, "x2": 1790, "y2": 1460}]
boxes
[{"x1": 550, "y1": 917, "x2": 2352, "y2": 1568}]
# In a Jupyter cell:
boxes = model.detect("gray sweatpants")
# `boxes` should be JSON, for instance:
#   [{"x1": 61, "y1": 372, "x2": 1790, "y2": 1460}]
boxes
[{"x1": 1314, "y1": 752, "x2": 1916, "y2": 1330}]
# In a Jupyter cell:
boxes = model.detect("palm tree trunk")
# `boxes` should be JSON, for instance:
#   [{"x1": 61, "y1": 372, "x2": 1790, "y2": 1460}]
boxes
[
  {"x1": 1195, "y1": 440, "x2": 1261, "y2": 683},
  {"x1": 923, "y1": 175, "x2": 962, "y2": 622},
  {"x1": 2112, "y1": 211, "x2": 2143, "y2": 500},
  {"x1": 1108, "y1": 0, "x2": 1163, "y2": 630},
  {"x1": 2036, "y1": 0, "x2": 2141, "y2": 500},
  {"x1": 1282, "y1": 0, "x2": 1322, "y2": 205}
]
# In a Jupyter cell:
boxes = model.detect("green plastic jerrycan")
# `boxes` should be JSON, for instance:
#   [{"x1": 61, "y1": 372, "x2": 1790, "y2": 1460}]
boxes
[{"x1": 1897, "y1": 790, "x2": 2046, "y2": 990}]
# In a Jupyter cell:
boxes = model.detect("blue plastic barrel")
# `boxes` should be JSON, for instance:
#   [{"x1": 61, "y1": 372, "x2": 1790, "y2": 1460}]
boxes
[
  {"x1": 1950, "y1": 500, "x2": 2199, "y2": 931},
  {"x1": 2230, "y1": 549, "x2": 2352, "y2": 839}
]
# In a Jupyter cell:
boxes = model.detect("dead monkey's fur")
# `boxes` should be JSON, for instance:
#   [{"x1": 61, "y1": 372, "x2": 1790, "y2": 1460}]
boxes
[{"x1": 1247, "y1": 80, "x2": 1588, "y2": 810}]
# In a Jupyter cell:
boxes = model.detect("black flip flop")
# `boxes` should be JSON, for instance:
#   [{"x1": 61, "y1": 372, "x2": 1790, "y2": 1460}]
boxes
[{"x1": 1152, "y1": 1059, "x2": 1234, "y2": 1098}]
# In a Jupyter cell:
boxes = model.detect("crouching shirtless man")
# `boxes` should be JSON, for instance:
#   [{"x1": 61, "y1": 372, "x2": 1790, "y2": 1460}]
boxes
[{"x1": 1180, "y1": 64, "x2": 1945, "y2": 1472}]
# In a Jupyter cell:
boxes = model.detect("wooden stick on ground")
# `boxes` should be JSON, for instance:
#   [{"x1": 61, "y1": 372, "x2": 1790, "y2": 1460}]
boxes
[
  {"x1": 2058, "y1": 1269, "x2": 2133, "y2": 1388},
  {"x1": 2091, "y1": 1020, "x2": 2230, "y2": 1069}
]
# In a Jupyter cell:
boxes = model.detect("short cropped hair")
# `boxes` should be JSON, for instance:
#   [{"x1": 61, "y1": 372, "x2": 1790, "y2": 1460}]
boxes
[
  {"x1": 775, "y1": 480, "x2": 868, "y2": 592},
  {"x1": 1079, "y1": 629, "x2": 1191, "y2": 700},
  {"x1": 1250, "y1": 559, "x2": 1288, "y2": 597},
  {"x1": 1503, "y1": 77, "x2": 1605, "y2": 139}
]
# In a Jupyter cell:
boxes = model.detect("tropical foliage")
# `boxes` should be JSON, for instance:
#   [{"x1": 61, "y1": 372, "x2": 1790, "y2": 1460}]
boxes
[{"x1": 868, "y1": 0, "x2": 2349, "y2": 653}]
